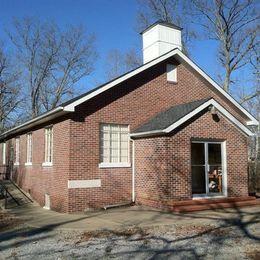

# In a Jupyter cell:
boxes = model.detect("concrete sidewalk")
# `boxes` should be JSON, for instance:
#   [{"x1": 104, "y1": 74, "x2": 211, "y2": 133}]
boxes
[{"x1": 5, "y1": 202, "x2": 260, "y2": 231}]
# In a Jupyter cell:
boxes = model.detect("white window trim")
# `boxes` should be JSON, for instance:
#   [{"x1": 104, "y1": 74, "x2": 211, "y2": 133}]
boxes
[
  {"x1": 100, "y1": 124, "x2": 130, "y2": 166},
  {"x1": 99, "y1": 162, "x2": 131, "y2": 168},
  {"x1": 26, "y1": 133, "x2": 32, "y2": 164},
  {"x1": 2, "y1": 142, "x2": 6, "y2": 165},
  {"x1": 43, "y1": 126, "x2": 53, "y2": 166},
  {"x1": 15, "y1": 138, "x2": 20, "y2": 166},
  {"x1": 25, "y1": 162, "x2": 32, "y2": 166},
  {"x1": 42, "y1": 161, "x2": 53, "y2": 167},
  {"x1": 191, "y1": 140, "x2": 227, "y2": 198}
]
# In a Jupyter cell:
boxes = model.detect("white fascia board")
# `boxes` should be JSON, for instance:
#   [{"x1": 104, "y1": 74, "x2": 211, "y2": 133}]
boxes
[
  {"x1": 131, "y1": 99, "x2": 254, "y2": 138},
  {"x1": 209, "y1": 100, "x2": 254, "y2": 136},
  {"x1": 175, "y1": 51, "x2": 258, "y2": 126},
  {"x1": 63, "y1": 49, "x2": 180, "y2": 112},
  {"x1": 164, "y1": 100, "x2": 214, "y2": 133},
  {"x1": 130, "y1": 130, "x2": 164, "y2": 138},
  {"x1": 0, "y1": 107, "x2": 67, "y2": 139},
  {"x1": 63, "y1": 48, "x2": 257, "y2": 125},
  {"x1": 164, "y1": 99, "x2": 253, "y2": 136}
]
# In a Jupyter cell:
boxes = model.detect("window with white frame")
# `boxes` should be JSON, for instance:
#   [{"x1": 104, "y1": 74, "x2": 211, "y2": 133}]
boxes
[
  {"x1": 2, "y1": 142, "x2": 6, "y2": 165},
  {"x1": 15, "y1": 138, "x2": 20, "y2": 165},
  {"x1": 100, "y1": 124, "x2": 129, "y2": 165},
  {"x1": 26, "y1": 133, "x2": 32, "y2": 164},
  {"x1": 166, "y1": 64, "x2": 177, "y2": 82},
  {"x1": 44, "y1": 127, "x2": 53, "y2": 164}
]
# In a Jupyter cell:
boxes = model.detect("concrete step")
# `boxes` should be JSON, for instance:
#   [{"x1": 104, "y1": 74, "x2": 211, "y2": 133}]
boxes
[
  {"x1": 0, "y1": 180, "x2": 33, "y2": 209},
  {"x1": 172, "y1": 199, "x2": 260, "y2": 213},
  {"x1": 171, "y1": 196, "x2": 256, "y2": 207}
]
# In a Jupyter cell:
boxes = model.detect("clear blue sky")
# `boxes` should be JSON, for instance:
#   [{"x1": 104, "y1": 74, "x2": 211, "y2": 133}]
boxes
[{"x1": 0, "y1": 0, "x2": 222, "y2": 93}]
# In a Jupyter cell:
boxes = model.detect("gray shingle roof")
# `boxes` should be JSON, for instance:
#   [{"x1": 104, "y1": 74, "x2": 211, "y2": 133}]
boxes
[
  {"x1": 140, "y1": 20, "x2": 183, "y2": 34},
  {"x1": 133, "y1": 98, "x2": 211, "y2": 133}
]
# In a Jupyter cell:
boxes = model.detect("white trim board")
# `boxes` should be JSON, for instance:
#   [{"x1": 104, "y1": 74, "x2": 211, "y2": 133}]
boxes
[
  {"x1": 130, "y1": 98, "x2": 254, "y2": 138},
  {"x1": 62, "y1": 49, "x2": 257, "y2": 125},
  {"x1": 0, "y1": 48, "x2": 257, "y2": 140}
]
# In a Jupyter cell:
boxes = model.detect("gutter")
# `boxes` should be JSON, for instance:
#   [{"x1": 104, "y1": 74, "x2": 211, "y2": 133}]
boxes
[
  {"x1": 130, "y1": 138, "x2": 135, "y2": 202},
  {"x1": 0, "y1": 106, "x2": 74, "y2": 140}
]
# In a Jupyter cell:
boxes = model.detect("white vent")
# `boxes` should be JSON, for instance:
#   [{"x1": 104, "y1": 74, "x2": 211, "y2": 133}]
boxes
[
  {"x1": 43, "y1": 193, "x2": 50, "y2": 210},
  {"x1": 167, "y1": 64, "x2": 177, "y2": 82},
  {"x1": 142, "y1": 22, "x2": 182, "y2": 64}
]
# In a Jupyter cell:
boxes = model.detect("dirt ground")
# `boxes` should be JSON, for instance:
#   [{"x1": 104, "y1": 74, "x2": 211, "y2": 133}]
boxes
[{"x1": 0, "y1": 209, "x2": 260, "y2": 260}]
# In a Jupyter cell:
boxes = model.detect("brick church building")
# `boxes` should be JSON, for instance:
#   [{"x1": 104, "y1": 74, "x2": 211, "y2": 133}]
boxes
[{"x1": 0, "y1": 21, "x2": 258, "y2": 213}]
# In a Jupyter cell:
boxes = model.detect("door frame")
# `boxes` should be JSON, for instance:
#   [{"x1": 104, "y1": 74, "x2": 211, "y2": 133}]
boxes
[{"x1": 191, "y1": 140, "x2": 227, "y2": 199}]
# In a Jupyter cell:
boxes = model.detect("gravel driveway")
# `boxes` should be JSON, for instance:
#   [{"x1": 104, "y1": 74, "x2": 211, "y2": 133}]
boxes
[{"x1": 1, "y1": 207, "x2": 260, "y2": 259}]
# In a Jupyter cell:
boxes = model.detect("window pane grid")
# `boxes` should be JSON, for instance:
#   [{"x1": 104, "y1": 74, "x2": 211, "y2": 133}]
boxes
[
  {"x1": 100, "y1": 124, "x2": 129, "y2": 164},
  {"x1": 26, "y1": 134, "x2": 32, "y2": 163},
  {"x1": 2, "y1": 143, "x2": 6, "y2": 165},
  {"x1": 15, "y1": 138, "x2": 19, "y2": 163},
  {"x1": 45, "y1": 127, "x2": 53, "y2": 163}
]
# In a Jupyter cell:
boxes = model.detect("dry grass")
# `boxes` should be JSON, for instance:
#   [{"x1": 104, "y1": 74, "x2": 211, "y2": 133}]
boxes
[
  {"x1": 0, "y1": 212, "x2": 23, "y2": 232},
  {"x1": 80, "y1": 226, "x2": 150, "y2": 242},
  {"x1": 246, "y1": 249, "x2": 260, "y2": 260},
  {"x1": 79, "y1": 224, "x2": 221, "y2": 242}
]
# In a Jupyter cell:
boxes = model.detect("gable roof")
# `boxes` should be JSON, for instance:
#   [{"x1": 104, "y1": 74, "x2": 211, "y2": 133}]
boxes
[
  {"x1": 0, "y1": 48, "x2": 257, "y2": 140},
  {"x1": 130, "y1": 98, "x2": 254, "y2": 137},
  {"x1": 61, "y1": 48, "x2": 258, "y2": 125},
  {"x1": 134, "y1": 98, "x2": 210, "y2": 133}
]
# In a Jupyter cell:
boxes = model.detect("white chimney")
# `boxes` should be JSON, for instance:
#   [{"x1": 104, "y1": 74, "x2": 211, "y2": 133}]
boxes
[{"x1": 141, "y1": 21, "x2": 182, "y2": 64}]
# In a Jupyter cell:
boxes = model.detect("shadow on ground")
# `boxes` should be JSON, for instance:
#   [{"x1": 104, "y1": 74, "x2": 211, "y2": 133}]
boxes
[{"x1": 0, "y1": 204, "x2": 259, "y2": 259}]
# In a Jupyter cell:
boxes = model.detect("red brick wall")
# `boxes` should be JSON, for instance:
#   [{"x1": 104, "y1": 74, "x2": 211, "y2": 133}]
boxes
[
  {"x1": 134, "y1": 110, "x2": 248, "y2": 209},
  {"x1": 6, "y1": 119, "x2": 71, "y2": 212},
  {"x1": 65, "y1": 60, "x2": 249, "y2": 212},
  {"x1": 0, "y1": 59, "x2": 251, "y2": 213}
]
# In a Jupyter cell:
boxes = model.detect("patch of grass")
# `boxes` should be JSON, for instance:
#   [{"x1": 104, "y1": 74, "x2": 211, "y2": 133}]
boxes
[
  {"x1": 174, "y1": 223, "x2": 219, "y2": 236},
  {"x1": 80, "y1": 226, "x2": 150, "y2": 241},
  {"x1": 0, "y1": 212, "x2": 23, "y2": 231},
  {"x1": 246, "y1": 249, "x2": 260, "y2": 260}
]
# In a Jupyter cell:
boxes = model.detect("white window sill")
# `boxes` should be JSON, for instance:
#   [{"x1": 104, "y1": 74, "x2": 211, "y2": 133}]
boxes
[
  {"x1": 14, "y1": 162, "x2": 20, "y2": 166},
  {"x1": 42, "y1": 162, "x2": 53, "y2": 167},
  {"x1": 25, "y1": 162, "x2": 32, "y2": 166},
  {"x1": 99, "y1": 163, "x2": 131, "y2": 168}
]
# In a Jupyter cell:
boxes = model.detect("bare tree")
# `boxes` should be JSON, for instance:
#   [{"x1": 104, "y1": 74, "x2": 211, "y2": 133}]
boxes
[
  {"x1": 136, "y1": 0, "x2": 197, "y2": 54},
  {"x1": 191, "y1": 0, "x2": 259, "y2": 92},
  {"x1": 0, "y1": 43, "x2": 22, "y2": 132},
  {"x1": 124, "y1": 49, "x2": 142, "y2": 70},
  {"x1": 105, "y1": 49, "x2": 125, "y2": 81},
  {"x1": 9, "y1": 17, "x2": 97, "y2": 117},
  {"x1": 239, "y1": 45, "x2": 260, "y2": 193},
  {"x1": 105, "y1": 49, "x2": 142, "y2": 81}
]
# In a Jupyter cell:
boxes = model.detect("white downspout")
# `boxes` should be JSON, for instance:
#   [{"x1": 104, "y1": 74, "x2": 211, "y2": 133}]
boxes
[{"x1": 130, "y1": 138, "x2": 135, "y2": 202}]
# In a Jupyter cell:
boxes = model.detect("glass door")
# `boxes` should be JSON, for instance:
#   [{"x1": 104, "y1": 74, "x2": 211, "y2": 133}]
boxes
[
  {"x1": 208, "y1": 143, "x2": 223, "y2": 194},
  {"x1": 192, "y1": 142, "x2": 225, "y2": 197},
  {"x1": 191, "y1": 143, "x2": 206, "y2": 194}
]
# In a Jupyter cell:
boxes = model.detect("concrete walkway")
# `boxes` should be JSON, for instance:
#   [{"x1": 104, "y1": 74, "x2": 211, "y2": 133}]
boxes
[{"x1": 5, "y1": 201, "x2": 260, "y2": 231}]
